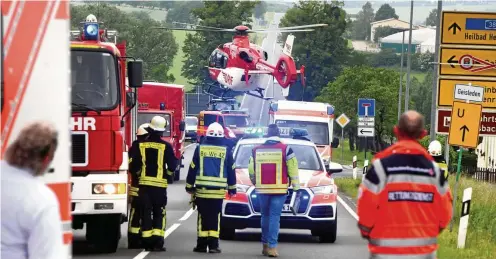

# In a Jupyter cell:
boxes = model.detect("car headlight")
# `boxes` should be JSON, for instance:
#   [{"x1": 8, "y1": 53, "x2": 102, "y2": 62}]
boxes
[
  {"x1": 310, "y1": 185, "x2": 334, "y2": 194},
  {"x1": 92, "y1": 183, "x2": 127, "y2": 195},
  {"x1": 236, "y1": 184, "x2": 250, "y2": 193}
]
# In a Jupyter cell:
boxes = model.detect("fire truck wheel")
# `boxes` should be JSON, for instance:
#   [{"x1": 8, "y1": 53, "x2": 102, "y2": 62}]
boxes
[
  {"x1": 86, "y1": 214, "x2": 121, "y2": 253},
  {"x1": 219, "y1": 225, "x2": 236, "y2": 240}
]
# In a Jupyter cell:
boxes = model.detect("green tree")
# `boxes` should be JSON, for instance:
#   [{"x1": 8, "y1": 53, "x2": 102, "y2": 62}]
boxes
[
  {"x1": 374, "y1": 3, "x2": 399, "y2": 21},
  {"x1": 70, "y1": 4, "x2": 178, "y2": 82},
  {"x1": 182, "y1": 1, "x2": 258, "y2": 85},
  {"x1": 165, "y1": 1, "x2": 204, "y2": 27},
  {"x1": 425, "y1": 8, "x2": 438, "y2": 26},
  {"x1": 279, "y1": 0, "x2": 349, "y2": 101},
  {"x1": 351, "y1": 2, "x2": 374, "y2": 40},
  {"x1": 316, "y1": 66, "x2": 399, "y2": 151}
]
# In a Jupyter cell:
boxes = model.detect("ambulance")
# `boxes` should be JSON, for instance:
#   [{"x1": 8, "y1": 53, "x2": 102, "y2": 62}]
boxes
[
  {"x1": 1, "y1": 0, "x2": 72, "y2": 256},
  {"x1": 269, "y1": 100, "x2": 340, "y2": 163}
]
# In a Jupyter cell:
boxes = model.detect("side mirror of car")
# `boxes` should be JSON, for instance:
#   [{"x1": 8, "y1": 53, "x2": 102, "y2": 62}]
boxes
[
  {"x1": 331, "y1": 137, "x2": 339, "y2": 148},
  {"x1": 325, "y1": 162, "x2": 343, "y2": 175}
]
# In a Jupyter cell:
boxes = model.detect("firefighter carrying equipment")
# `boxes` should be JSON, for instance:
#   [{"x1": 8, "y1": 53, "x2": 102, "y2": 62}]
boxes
[
  {"x1": 139, "y1": 186, "x2": 167, "y2": 251},
  {"x1": 248, "y1": 137, "x2": 300, "y2": 194},
  {"x1": 186, "y1": 137, "x2": 236, "y2": 199},
  {"x1": 357, "y1": 139, "x2": 453, "y2": 258},
  {"x1": 149, "y1": 115, "x2": 167, "y2": 132}
]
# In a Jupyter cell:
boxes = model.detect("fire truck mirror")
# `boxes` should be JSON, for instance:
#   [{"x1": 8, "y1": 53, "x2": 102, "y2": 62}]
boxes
[
  {"x1": 128, "y1": 60, "x2": 143, "y2": 88},
  {"x1": 179, "y1": 120, "x2": 186, "y2": 131},
  {"x1": 126, "y1": 92, "x2": 136, "y2": 107}
]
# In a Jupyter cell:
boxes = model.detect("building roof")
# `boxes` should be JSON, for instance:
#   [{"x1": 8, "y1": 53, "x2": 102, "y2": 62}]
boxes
[
  {"x1": 379, "y1": 28, "x2": 436, "y2": 44},
  {"x1": 370, "y1": 18, "x2": 410, "y2": 25}
]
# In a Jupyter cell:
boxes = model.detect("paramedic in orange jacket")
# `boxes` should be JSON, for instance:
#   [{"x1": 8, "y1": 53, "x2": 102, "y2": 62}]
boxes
[{"x1": 357, "y1": 110, "x2": 453, "y2": 259}]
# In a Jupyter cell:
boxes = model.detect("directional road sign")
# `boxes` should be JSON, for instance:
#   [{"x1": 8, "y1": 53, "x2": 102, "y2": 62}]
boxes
[
  {"x1": 358, "y1": 127, "x2": 375, "y2": 137},
  {"x1": 437, "y1": 109, "x2": 496, "y2": 137},
  {"x1": 336, "y1": 113, "x2": 350, "y2": 128},
  {"x1": 448, "y1": 101, "x2": 483, "y2": 148},
  {"x1": 454, "y1": 84, "x2": 485, "y2": 103},
  {"x1": 358, "y1": 117, "x2": 375, "y2": 137},
  {"x1": 441, "y1": 11, "x2": 496, "y2": 46},
  {"x1": 438, "y1": 79, "x2": 496, "y2": 108},
  {"x1": 357, "y1": 99, "x2": 375, "y2": 117},
  {"x1": 439, "y1": 47, "x2": 496, "y2": 77}
]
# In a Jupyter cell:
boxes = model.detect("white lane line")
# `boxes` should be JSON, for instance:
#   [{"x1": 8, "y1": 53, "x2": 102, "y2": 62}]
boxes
[
  {"x1": 131, "y1": 208, "x2": 196, "y2": 259},
  {"x1": 337, "y1": 195, "x2": 359, "y2": 221},
  {"x1": 179, "y1": 208, "x2": 196, "y2": 221}
]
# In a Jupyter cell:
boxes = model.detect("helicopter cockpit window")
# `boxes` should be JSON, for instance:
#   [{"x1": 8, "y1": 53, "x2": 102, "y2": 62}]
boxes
[{"x1": 208, "y1": 49, "x2": 228, "y2": 69}]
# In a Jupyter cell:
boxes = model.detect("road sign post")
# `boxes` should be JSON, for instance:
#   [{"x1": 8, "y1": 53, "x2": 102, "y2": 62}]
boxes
[
  {"x1": 336, "y1": 113, "x2": 351, "y2": 164},
  {"x1": 450, "y1": 147, "x2": 464, "y2": 232}
]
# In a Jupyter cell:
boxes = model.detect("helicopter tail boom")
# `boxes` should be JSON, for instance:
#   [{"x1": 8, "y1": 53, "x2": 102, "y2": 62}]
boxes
[{"x1": 282, "y1": 34, "x2": 295, "y2": 57}]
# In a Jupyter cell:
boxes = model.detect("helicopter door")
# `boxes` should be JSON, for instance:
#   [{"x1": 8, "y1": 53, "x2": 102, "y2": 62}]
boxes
[{"x1": 209, "y1": 49, "x2": 228, "y2": 69}]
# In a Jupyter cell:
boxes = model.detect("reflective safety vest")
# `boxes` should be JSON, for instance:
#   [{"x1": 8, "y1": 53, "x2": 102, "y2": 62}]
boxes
[
  {"x1": 248, "y1": 139, "x2": 299, "y2": 194},
  {"x1": 128, "y1": 139, "x2": 141, "y2": 197},
  {"x1": 129, "y1": 136, "x2": 177, "y2": 189},
  {"x1": 437, "y1": 162, "x2": 449, "y2": 179},
  {"x1": 186, "y1": 143, "x2": 236, "y2": 199},
  {"x1": 357, "y1": 140, "x2": 453, "y2": 257}
]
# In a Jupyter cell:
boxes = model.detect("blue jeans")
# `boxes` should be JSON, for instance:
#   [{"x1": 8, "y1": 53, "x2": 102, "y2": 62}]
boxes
[{"x1": 258, "y1": 194, "x2": 287, "y2": 248}]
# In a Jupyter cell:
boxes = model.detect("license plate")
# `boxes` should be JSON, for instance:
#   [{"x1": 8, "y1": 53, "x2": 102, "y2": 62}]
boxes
[
  {"x1": 279, "y1": 127, "x2": 290, "y2": 135},
  {"x1": 282, "y1": 204, "x2": 291, "y2": 211}
]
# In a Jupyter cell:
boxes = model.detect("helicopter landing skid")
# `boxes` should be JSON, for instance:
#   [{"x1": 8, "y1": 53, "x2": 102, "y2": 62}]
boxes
[{"x1": 245, "y1": 88, "x2": 273, "y2": 100}]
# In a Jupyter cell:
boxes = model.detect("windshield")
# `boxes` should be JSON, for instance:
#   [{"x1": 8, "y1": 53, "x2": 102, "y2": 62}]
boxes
[
  {"x1": 234, "y1": 143, "x2": 323, "y2": 171},
  {"x1": 186, "y1": 117, "x2": 198, "y2": 126},
  {"x1": 71, "y1": 51, "x2": 118, "y2": 110},
  {"x1": 224, "y1": 115, "x2": 249, "y2": 128},
  {"x1": 137, "y1": 113, "x2": 172, "y2": 137},
  {"x1": 275, "y1": 120, "x2": 329, "y2": 145}
]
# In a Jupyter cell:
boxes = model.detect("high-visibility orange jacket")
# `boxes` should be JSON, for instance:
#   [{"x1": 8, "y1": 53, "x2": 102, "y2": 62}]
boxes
[
  {"x1": 248, "y1": 137, "x2": 300, "y2": 194},
  {"x1": 357, "y1": 139, "x2": 453, "y2": 258}
]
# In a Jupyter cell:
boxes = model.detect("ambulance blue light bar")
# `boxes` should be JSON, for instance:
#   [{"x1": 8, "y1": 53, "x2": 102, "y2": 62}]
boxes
[
  {"x1": 270, "y1": 102, "x2": 278, "y2": 112},
  {"x1": 326, "y1": 104, "x2": 335, "y2": 115},
  {"x1": 84, "y1": 22, "x2": 99, "y2": 40},
  {"x1": 242, "y1": 127, "x2": 307, "y2": 139},
  {"x1": 160, "y1": 102, "x2": 166, "y2": 110}
]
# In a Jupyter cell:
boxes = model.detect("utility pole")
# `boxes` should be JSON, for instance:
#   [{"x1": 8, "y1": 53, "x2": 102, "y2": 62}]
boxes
[
  {"x1": 430, "y1": 0, "x2": 443, "y2": 141},
  {"x1": 404, "y1": 0, "x2": 414, "y2": 111},
  {"x1": 398, "y1": 30, "x2": 405, "y2": 122}
]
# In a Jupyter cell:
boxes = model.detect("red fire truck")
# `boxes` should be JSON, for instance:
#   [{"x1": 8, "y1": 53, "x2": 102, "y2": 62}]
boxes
[
  {"x1": 69, "y1": 15, "x2": 143, "y2": 252},
  {"x1": 126, "y1": 82, "x2": 186, "y2": 182}
]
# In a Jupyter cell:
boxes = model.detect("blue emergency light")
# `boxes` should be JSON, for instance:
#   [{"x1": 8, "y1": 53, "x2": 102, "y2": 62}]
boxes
[
  {"x1": 290, "y1": 128, "x2": 308, "y2": 137},
  {"x1": 326, "y1": 105, "x2": 335, "y2": 115},
  {"x1": 269, "y1": 103, "x2": 278, "y2": 112},
  {"x1": 84, "y1": 22, "x2": 99, "y2": 40},
  {"x1": 160, "y1": 102, "x2": 166, "y2": 110}
]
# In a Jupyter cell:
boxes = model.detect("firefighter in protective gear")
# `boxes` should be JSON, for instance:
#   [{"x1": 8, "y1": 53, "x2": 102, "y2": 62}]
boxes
[
  {"x1": 248, "y1": 124, "x2": 300, "y2": 257},
  {"x1": 129, "y1": 116, "x2": 177, "y2": 252},
  {"x1": 186, "y1": 122, "x2": 236, "y2": 254},
  {"x1": 127, "y1": 123, "x2": 150, "y2": 249},
  {"x1": 429, "y1": 140, "x2": 449, "y2": 179},
  {"x1": 357, "y1": 111, "x2": 453, "y2": 258}
]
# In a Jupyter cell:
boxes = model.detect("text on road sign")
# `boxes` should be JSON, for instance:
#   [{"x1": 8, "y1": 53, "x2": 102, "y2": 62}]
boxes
[
  {"x1": 448, "y1": 101, "x2": 483, "y2": 148},
  {"x1": 441, "y1": 11, "x2": 496, "y2": 45},
  {"x1": 438, "y1": 79, "x2": 496, "y2": 108},
  {"x1": 454, "y1": 84, "x2": 485, "y2": 102},
  {"x1": 439, "y1": 47, "x2": 496, "y2": 77},
  {"x1": 437, "y1": 110, "x2": 496, "y2": 136}
]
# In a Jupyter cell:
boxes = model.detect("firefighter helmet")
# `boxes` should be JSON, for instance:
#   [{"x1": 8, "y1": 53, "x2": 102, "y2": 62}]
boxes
[
  {"x1": 149, "y1": 116, "x2": 167, "y2": 132},
  {"x1": 428, "y1": 140, "x2": 442, "y2": 156},
  {"x1": 137, "y1": 123, "x2": 150, "y2": 136},
  {"x1": 206, "y1": 122, "x2": 224, "y2": 138}
]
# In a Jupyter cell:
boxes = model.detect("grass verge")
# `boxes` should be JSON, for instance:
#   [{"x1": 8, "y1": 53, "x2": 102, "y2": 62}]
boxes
[
  {"x1": 332, "y1": 139, "x2": 373, "y2": 167},
  {"x1": 334, "y1": 175, "x2": 496, "y2": 259}
]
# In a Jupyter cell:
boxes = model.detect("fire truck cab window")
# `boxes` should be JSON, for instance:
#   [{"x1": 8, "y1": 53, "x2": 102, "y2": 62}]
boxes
[
  {"x1": 71, "y1": 51, "x2": 118, "y2": 110},
  {"x1": 137, "y1": 113, "x2": 171, "y2": 137},
  {"x1": 208, "y1": 49, "x2": 228, "y2": 69}
]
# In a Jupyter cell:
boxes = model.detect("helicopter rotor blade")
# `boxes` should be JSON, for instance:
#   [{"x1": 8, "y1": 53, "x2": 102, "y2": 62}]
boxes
[
  {"x1": 250, "y1": 23, "x2": 328, "y2": 32},
  {"x1": 249, "y1": 29, "x2": 315, "y2": 33},
  {"x1": 172, "y1": 22, "x2": 228, "y2": 31},
  {"x1": 151, "y1": 27, "x2": 235, "y2": 32}
]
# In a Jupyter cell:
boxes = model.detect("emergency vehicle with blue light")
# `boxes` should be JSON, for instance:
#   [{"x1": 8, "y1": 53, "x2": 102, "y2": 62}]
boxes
[
  {"x1": 1, "y1": 1, "x2": 72, "y2": 256},
  {"x1": 269, "y1": 100, "x2": 340, "y2": 164},
  {"x1": 220, "y1": 127, "x2": 343, "y2": 243},
  {"x1": 69, "y1": 14, "x2": 143, "y2": 252},
  {"x1": 196, "y1": 110, "x2": 250, "y2": 143}
]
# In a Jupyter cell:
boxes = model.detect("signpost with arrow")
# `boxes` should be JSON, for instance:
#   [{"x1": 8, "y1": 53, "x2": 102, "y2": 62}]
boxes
[
  {"x1": 440, "y1": 47, "x2": 496, "y2": 77},
  {"x1": 441, "y1": 11, "x2": 496, "y2": 46},
  {"x1": 357, "y1": 99, "x2": 375, "y2": 160}
]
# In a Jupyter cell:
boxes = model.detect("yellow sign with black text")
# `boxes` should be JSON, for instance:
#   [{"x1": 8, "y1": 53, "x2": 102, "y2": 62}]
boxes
[
  {"x1": 438, "y1": 79, "x2": 496, "y2": 108},
  {"x1": 439, "y1": 47, "x2": 496, "y2": 77},
  {"x1": 441, "y1": 11, "x2": 496, "y2": 46},
  {"x1": 448, "y1": 101, "x2": 482, "y2": 148}
]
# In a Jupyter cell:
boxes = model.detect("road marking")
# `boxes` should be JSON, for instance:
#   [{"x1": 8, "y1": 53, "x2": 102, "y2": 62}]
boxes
[
  {"x1": 131, "y1": 207, "x2": 198, "y2": 259},
  {"x1": 337, "y1": 195, "x2": 359, "y2": 221},
  {"x1": 179, "y1": 208, "x2": 196, "y2": 221},
  {"x1": 184, "y1": 143, "x2": 196, "y2": 150}
]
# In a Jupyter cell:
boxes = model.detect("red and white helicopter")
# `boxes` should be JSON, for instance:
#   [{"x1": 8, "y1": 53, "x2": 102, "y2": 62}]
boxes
[{"x1": 165, "y1": 22, "x2": 327, "y2": 99}]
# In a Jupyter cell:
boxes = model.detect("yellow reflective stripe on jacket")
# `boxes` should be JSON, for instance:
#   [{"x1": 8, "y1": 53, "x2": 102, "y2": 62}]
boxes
[
  {"x1": 254, "y1": 149, "x2": 284, "y2": 188},
  {"x1": 256, "y1": 188, "x2": 288, "y2": 194},
  {"x1": 195, "y1": 188, "x2": 226, "y2": 199},
  {"x1": 287, "y1": 156, "x2": 300, "y2": 190},
  {"x1": 139, "y1": 176, "x2": 167, "y2": 188},
  {"x1": 195, "y1": 180, "x2": 227, "y2": 188},
  {"x1": 138, "y1": 142, "x2": 167, "y2": 187}
]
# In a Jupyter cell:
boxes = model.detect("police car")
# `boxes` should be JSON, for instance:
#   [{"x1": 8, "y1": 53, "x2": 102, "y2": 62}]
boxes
[{"x1": 220, "y1": 127, "x2": 343, "y2": 243}]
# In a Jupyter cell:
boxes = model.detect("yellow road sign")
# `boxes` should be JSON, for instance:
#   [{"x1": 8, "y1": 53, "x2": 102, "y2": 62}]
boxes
[
  {"x1": 448, "y1": 101, "x2": 482, "y2": 148},
  {"x1": 439, "y1": 47, "x2": 496, "y2": 77},
  {"x1": 441, "y1": 11, "x2": 496, "y2": 46},
  {"x1": 438, "y1": 79, "x2": 496, "y2": 108},
  {"x1": 336, "y1": 113, "x2": 350, "y2": 128}
]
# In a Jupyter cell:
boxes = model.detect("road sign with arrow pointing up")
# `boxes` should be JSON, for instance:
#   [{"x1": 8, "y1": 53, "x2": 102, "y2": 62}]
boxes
[
  {"x1": 441, "y1": 11, "x2": 496, "y2": 46},
  {"x1": 448, "y1": 101, "x2": 483, "y2": 148}
]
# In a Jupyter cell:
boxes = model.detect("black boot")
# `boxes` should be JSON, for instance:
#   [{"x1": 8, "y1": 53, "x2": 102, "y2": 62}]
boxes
[
  {"x1": 193, "y1": 237, "x2": 208, "y2": 253},
  {"x1": 208, "y1": 237, "x2": 221, "y2": 253}
]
